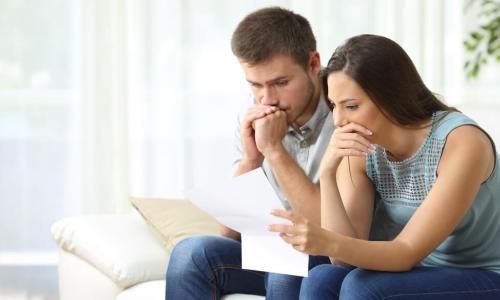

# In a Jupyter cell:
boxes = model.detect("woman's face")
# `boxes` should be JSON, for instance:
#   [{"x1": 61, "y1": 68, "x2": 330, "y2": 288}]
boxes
[{"x1": 326, "y1": 71, "x2": 387, "y2": 140}]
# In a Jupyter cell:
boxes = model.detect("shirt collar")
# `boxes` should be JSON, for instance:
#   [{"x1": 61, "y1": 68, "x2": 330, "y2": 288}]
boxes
[{"x1": 288, "y1": 93, "x2": 330, "y2": 136}]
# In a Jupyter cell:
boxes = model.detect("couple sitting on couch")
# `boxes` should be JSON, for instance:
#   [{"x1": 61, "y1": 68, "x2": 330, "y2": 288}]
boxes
[{"x1": 166, "y1": 7, "x2": 500, "y2": 300}]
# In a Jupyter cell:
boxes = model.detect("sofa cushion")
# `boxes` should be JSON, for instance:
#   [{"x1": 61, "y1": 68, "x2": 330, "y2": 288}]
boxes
[
  {"x1": 116, "y1": 280, "x2": 165, "y2": 300},
  {"x1": 130, "y1": 197, "x2": 221, "y2": 252},
  {"x1": 116, "y1": 280, "x2": 265, "y2": 300},
  {"x1": 51, "y1": 213, "x2": 169, "y2": 288}
]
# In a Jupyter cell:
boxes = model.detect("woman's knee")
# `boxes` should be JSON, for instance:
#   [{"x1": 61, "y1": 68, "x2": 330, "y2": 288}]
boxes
[
  {"x1": 300, "y1": 264, "x2": 350, "y2": 300},
  {"x1": 340, "y1": 268, "x2": 382, "y2": 300}
]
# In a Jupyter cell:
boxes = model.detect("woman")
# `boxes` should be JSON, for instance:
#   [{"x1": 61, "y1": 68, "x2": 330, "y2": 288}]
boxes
[{"x1": 268, "y1": 34, "x2": 500, "y2": 299}]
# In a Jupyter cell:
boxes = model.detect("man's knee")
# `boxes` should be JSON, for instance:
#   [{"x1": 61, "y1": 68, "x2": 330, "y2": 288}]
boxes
[
  {"x1": 173, "y1": 235, "x2": 220, "y2": 254},
  {"x1": 167, "y1": 236, "x2": 222, "y2": 278}
]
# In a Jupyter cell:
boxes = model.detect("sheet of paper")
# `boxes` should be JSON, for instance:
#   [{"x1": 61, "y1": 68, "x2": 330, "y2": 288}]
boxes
[
  {"x1": 188, "y1": 168, "x2": 286, "y2": 235},
  {"x1": 187, "y1": 168, "x2": 309, "y2": 276},
  {"x1": 242, "y1": 235, "x2": 308, "y2": 277}
]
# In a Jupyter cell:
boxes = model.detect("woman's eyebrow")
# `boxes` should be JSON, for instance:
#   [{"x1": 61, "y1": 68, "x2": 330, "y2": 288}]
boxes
[{"x1": 329, "y1": 97, "x2": 360, "y2": 104}]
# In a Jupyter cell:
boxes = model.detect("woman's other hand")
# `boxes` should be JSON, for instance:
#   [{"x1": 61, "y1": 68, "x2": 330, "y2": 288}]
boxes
[{"x1": 319, "y1": 122, "x2": 374, "y2": 175}]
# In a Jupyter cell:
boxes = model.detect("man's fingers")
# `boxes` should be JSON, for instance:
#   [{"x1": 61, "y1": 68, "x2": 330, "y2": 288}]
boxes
[
  {"x1": 265, "y1": 106, "x2": 279, "y2": 114},
  {"x1": 245, "y1": 107, "x2": 280, "y2": 127}
]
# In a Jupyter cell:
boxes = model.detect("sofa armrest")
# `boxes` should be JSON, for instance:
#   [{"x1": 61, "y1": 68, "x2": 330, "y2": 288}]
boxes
[
  {"x1": 51, "y1": 212, "x2": 169, "y2": 288},
  {"x1": 58, "y1": 248, "x2": 123, "y2": 300}
]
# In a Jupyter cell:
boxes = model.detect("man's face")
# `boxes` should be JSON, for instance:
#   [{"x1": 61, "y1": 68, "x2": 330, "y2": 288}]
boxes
[{"x1": 240, "y1": 54, "x2": 320, "y2": 127}]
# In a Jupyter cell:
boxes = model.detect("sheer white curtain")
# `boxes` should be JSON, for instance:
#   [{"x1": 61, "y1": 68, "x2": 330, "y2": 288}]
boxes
[
  {"x1": 79, "y1": 0, "x2": 130, "y2": 214},
  {"x1": 0, "y1": 0, "x2": 81, "y2": 267},
  {"x1": 1, "y1": 0, "x2": 498, "y2": 276}
]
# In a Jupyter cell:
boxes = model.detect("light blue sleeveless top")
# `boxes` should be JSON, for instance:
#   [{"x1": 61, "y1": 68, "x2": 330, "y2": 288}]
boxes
[{"x1": 366, "y1": 111, "x2": 500, "y2": 273}]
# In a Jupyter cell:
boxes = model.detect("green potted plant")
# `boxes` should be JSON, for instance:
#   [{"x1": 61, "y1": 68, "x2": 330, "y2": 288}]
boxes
[{"x1": 463, "y1": 0, "x2": 500, "y2": 78}]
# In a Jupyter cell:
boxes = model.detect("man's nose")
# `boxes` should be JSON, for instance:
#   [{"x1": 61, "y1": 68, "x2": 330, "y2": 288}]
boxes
[{"x1": 261, "y1": 87, "x2": 279, "y2": 106}]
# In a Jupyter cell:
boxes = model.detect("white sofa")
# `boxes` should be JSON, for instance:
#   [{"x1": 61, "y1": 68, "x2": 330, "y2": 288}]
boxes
[{"x1": 51, "y1": 212, "x2": 265, "y2": 300}]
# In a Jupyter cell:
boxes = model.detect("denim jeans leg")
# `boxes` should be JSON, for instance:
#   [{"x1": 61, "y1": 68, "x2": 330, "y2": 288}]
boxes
[
  {"x1": 265, "y1": 255, "x2": 331, "y2": 299},
  {"x1": 165, "y1": 235, "x2": 265, "y2": 300},
  {"x1": 299, "y1": 264, "x2": 351, "y2": 300},
  {"x1": 340, "y1": 266, "x2": 500, "y2": 300}
]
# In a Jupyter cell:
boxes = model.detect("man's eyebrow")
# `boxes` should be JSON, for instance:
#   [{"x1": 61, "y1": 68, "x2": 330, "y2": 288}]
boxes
[
  {"x1": 268, "y1": 76, "x2": 289, "y2": 83},
  {"x1": 246, "y1": 79, "x2": 261, "y2": 85},
  {"x1": 246, "y1": 76, "x2": 289, "y2": 85}
]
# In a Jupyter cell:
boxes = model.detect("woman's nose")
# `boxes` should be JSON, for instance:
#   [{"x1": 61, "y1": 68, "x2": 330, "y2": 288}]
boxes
[{"x1": 333, "y1": 110, "x2": 344, "y2": 128}]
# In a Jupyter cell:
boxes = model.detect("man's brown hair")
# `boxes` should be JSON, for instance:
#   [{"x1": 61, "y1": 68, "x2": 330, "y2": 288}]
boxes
[{"x1": 231, "y1": 7, "x2": 316, "y2": 69}]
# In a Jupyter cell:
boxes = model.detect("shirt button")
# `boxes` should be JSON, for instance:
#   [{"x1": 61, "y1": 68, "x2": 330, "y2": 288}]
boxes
[{"x1": 300, "y1": 141, "x2": 307, "y2": 148}]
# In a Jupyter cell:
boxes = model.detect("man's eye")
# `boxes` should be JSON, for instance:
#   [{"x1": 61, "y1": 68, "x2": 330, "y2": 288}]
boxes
[{"x1": 276, "y1": 81, "x2": 288, "y2": 87}]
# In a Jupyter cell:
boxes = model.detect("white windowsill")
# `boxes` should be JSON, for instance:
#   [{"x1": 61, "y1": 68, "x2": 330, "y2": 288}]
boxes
[{"x1": 0, "y1": 252, "x2": 58, "y2": 266}]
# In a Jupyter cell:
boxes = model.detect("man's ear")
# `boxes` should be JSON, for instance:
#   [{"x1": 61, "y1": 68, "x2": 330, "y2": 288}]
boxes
[{"x1": 308, "y1": 51, "x2": 321, "y2": 75}]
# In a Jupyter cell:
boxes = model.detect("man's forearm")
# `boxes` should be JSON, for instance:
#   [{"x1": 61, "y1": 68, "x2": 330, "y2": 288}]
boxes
[
  {"x1": 265, "y1": 145, "x2": 321, "y2": 224},
  {"x1": 233, "y1": 157, "x2": 262, "y2": 177}
]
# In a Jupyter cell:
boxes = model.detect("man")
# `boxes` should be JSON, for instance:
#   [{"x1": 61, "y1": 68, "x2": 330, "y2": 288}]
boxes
[{"x1": 166, "y1": 7, "x2": 334, "y2": 299}]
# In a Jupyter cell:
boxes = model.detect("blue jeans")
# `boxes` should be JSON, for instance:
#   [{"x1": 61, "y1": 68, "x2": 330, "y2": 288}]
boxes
[
  {"x1": 300, "y1": 264, "x2": 500, "y2": 299},
  {"x1": 165, "y1": 235, "x2": 330, "y2": 299}
]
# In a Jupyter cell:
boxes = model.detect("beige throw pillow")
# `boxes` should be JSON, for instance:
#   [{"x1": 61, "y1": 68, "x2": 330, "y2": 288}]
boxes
[{"x1": 130, "y1": 197, "x2": 221, "y2": 253}]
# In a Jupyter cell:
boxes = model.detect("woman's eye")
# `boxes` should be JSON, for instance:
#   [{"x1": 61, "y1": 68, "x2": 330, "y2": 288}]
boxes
[{"x1": 346, "y1": 105, "x2": 358, "y2": 110}]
